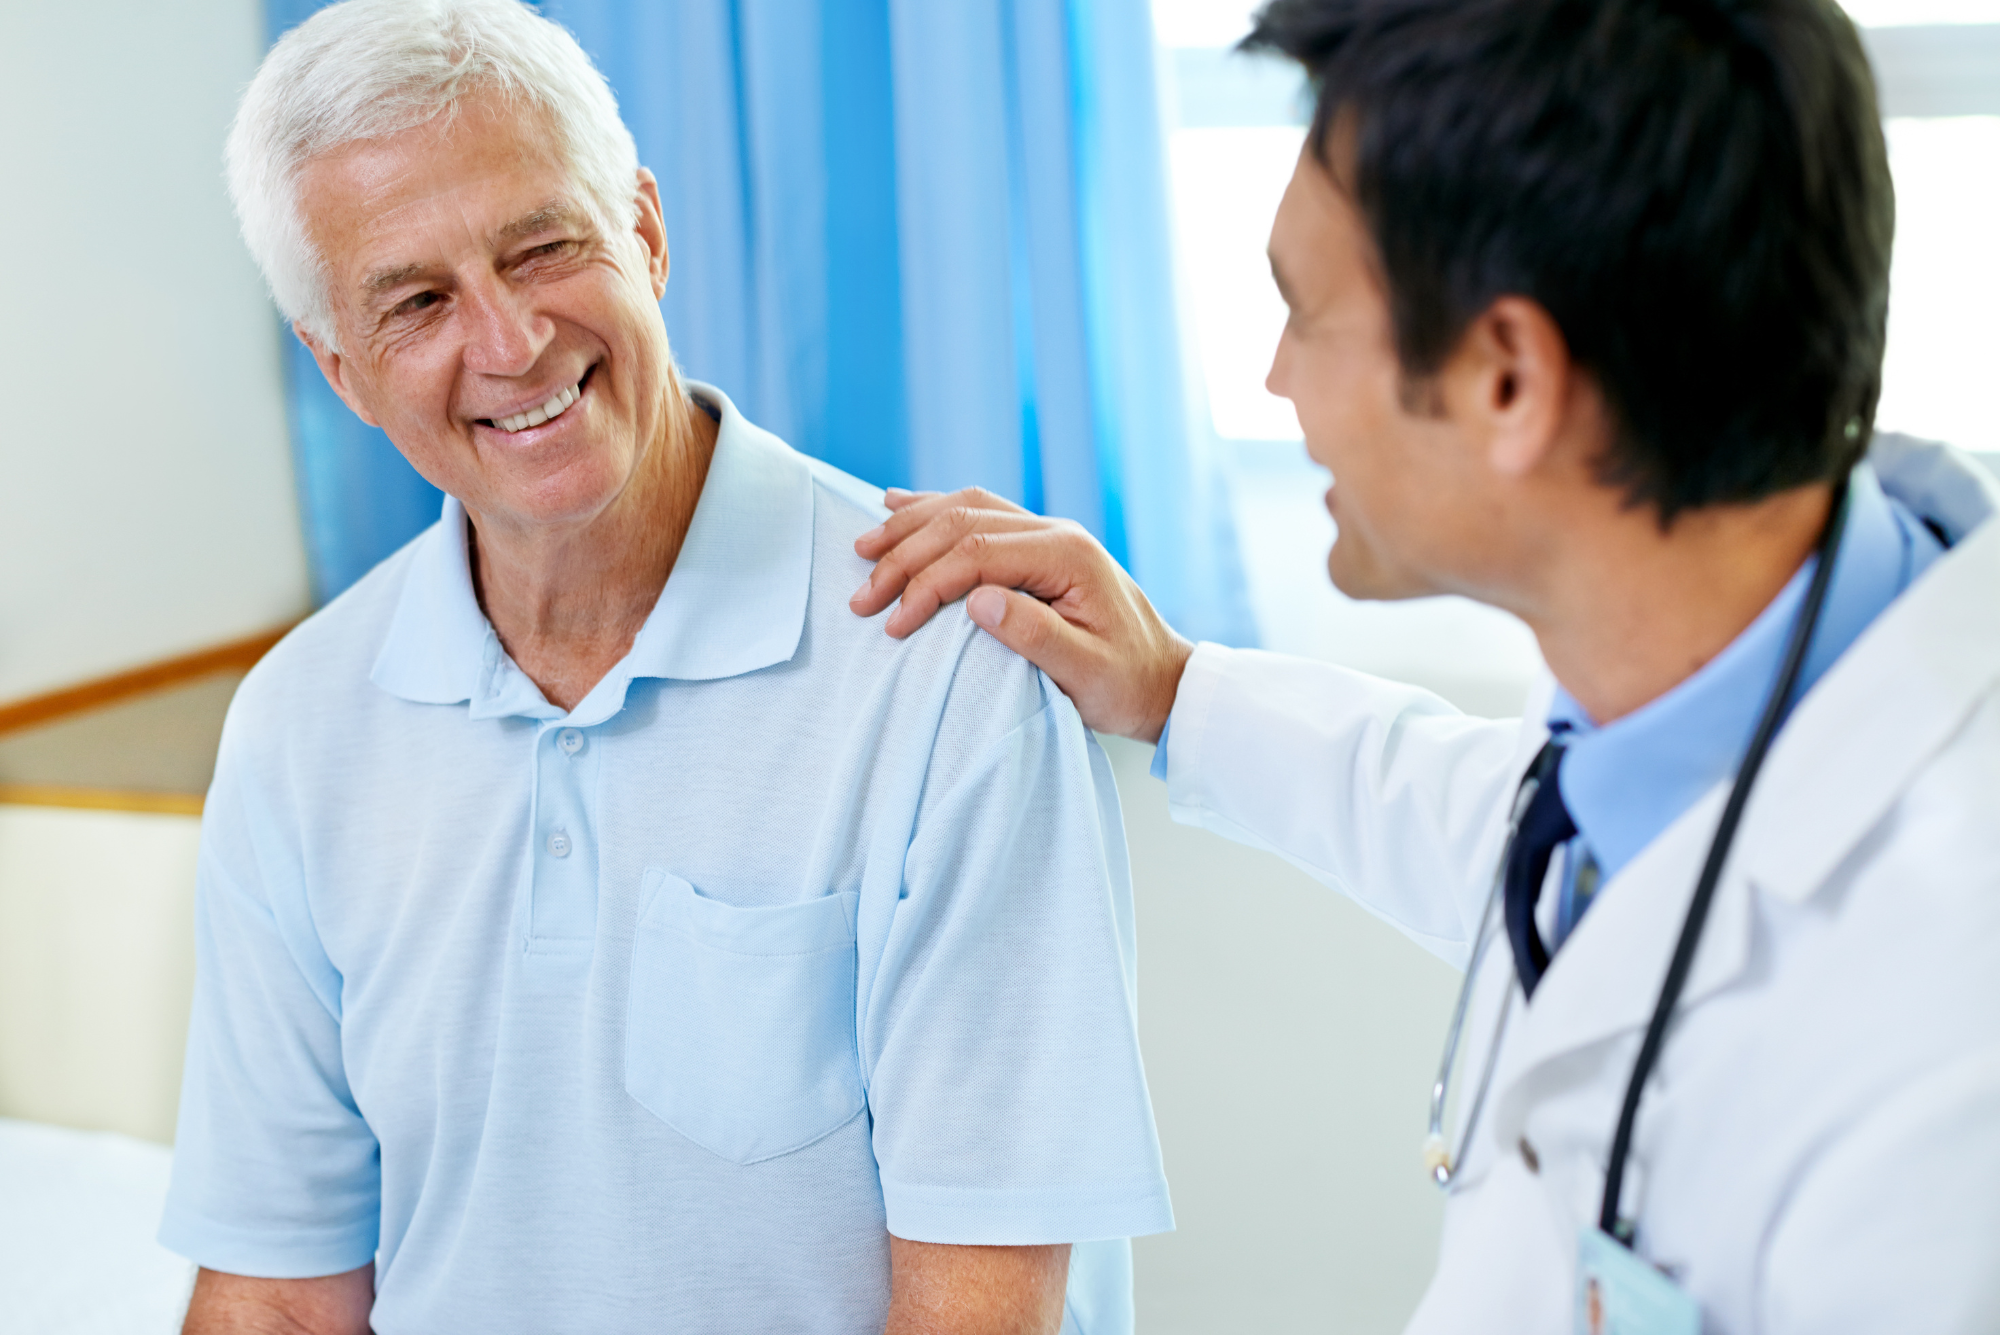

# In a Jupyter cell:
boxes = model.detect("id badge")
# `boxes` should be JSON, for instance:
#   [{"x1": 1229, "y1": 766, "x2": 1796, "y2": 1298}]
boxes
[{"x1": 1575, "y1": 1227, "x2": 1699, "y2": 1335}]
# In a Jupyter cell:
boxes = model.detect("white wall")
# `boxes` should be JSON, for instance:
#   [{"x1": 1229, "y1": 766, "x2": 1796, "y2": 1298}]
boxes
[
  {"x1": 1109, "y1": 737, "x2": 1459, "y2": 1334},
  {"x1": 0, "y1": 0, "x2": 307, "y2": 703}
]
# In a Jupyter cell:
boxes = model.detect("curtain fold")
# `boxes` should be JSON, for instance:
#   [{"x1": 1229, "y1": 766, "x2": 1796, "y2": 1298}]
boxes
[{"x1": 266, "y1": 0, "x2": 1254, "y2": 645}]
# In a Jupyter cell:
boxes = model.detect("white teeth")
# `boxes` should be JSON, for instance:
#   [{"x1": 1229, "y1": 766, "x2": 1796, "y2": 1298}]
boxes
[{"x1": 491, "y1": 379, "x2": 582, "y2": 433}]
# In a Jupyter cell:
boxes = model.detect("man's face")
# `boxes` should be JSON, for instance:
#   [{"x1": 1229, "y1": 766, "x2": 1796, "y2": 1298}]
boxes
[
  {"x1": 1264, "y1": 143, "x2": 1486, "y2": 601},
  {"x1": 295, "y1": 95, "x2": 673, "y2": 537}
]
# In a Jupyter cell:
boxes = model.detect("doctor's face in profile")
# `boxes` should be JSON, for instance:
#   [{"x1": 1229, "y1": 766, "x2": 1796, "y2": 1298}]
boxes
[
  {"x1": 291, "y1": 94, "x2": 679, "y2": 542},
  {"x1": 1265, "y1": 141, "x2": 1505, "y2": 603}
]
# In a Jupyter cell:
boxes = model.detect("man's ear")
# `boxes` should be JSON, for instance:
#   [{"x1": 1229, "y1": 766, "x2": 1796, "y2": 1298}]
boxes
[
  {"x1": 293, "y1": 322, "x2": 382, "y2": 428},
  {"x1": 633, "y1": 168, "x2": 670, "y2": 301},
  {"x1": 1443, "y1": 295, "x2": 1572, "y2": 480}
]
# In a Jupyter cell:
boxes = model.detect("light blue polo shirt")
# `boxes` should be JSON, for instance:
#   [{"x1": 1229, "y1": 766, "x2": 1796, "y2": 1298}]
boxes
[{"x1": 160, "y1": 385, "x2": 1171, "y2": 1334}]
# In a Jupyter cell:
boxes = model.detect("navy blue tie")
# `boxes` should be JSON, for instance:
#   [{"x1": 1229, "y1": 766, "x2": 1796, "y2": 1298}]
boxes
[{"x1": 1506, "y1": 739, "x2": 1576, "y2": 1000}]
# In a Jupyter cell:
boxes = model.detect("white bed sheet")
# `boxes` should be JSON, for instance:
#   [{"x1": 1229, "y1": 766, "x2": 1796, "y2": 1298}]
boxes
[{"x1": 0, "y1": 1117, "x2": 193, "y2": 1334}]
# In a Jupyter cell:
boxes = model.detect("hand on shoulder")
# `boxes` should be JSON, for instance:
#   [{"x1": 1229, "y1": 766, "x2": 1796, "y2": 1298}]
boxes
[{"x1": 849, "y1": 487, "x2": 1193, "y2": 743}]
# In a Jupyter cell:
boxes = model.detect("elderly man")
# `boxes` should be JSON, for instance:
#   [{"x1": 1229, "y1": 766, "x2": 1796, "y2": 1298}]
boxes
[{"x1": 159, "y1": 2, "x2": 1170, "y2": 1332}]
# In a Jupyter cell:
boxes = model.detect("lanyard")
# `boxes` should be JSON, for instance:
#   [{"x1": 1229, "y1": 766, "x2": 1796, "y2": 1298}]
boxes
[{"x1": 1597, "y1": 475, "x2": 1852, "y2": 1243}]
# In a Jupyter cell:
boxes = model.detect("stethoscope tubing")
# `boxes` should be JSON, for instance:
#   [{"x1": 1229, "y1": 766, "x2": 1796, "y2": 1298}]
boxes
[
  {"x1": 1424, "y1": 779, "x2": 1534, "y2": 1187},
  {"x1": 1596, "y1": 474, "x2": 1852, "y2": 1240},
  {"x1": 1423, "y1": 474, "x2": 1855, "y2": 1248}
]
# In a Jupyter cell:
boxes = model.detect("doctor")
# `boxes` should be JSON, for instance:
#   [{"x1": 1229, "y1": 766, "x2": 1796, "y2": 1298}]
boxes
[{"x1": 851, "y1": 0, "x2": 2000, "y2": 1330}]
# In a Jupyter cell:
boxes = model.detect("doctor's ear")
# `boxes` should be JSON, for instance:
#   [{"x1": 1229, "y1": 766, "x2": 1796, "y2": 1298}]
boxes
[
  {"x1": 294, "y1": 321, "x2": 382, "y2": 429},
  {"x1": 1442, "y1": 296, "x2": 1576, "y2": 480}
]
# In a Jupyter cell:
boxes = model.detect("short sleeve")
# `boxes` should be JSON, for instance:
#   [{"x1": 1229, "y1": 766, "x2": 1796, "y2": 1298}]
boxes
[
  {"x1": 860, "y1": 679, "x2": 1173, "y2": 1246},
  {"x1": 157, "y1": 720, "x2": 381, "y2": 1277}
]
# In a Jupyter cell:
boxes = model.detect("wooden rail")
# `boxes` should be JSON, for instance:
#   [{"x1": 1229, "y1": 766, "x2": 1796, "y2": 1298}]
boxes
[
  {"x1": 0, "y1": 625, "x2": 292, "y2": 737},
  {"x1": 0, "y1": 784, "x2": 203, "y2": 816}
]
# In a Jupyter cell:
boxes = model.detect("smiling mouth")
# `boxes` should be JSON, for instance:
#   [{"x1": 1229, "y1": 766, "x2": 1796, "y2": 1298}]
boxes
[{"x1": 479, "y1": 366, "x2": 594, "y2": 433}]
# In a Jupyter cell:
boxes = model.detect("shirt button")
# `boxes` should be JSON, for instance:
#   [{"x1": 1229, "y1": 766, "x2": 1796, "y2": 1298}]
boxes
[
  {"x1": 557, "y1": 728, "x2": 584, "y2": 756},
  {"x1": 548, "y1": 829, "x2": 572, "y2": 858}
]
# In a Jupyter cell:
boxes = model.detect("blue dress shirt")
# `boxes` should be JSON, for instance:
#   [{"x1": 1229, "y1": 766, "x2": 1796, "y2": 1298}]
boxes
[{"x1": 1546, "y1": 463, "x2": 1945, "y2": 941}]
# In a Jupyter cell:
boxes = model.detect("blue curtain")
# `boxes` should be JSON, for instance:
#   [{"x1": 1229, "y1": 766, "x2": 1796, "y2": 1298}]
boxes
[{"x1": 266, "y1": 0, "x2": 1254, "y2": 645}]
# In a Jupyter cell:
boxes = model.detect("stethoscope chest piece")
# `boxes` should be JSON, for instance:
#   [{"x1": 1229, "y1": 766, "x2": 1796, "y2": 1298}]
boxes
[{"x1": 1423, "y1": 1132, "x2": 1452, "y2": 1186}]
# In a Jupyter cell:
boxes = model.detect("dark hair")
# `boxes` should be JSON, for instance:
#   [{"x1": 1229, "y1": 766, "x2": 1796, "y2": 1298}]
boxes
[{"x1": 1245, "y1": 0, "x2": 1893, "y2": 520}]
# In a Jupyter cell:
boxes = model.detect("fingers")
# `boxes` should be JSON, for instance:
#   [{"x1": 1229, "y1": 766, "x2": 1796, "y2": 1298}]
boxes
[
  {"x1": 879, "y1": 526, "x2": 1100, "y2": 639},
  {"x1": 851, "y1": 507, "x2": 1059, "y2": 617},
  {"x1": 960, "y1": 585, "x2": 1097, "y2": 686},
  {"x1": 847, "y1": 497, "x2": 1192, "y2": 740},
  {"x1": 855, "y1": 487, "x2": 1030, "y2": 562},
  {"x1": 967, "y1": 582, "x2": 1190, "y2": 743}
]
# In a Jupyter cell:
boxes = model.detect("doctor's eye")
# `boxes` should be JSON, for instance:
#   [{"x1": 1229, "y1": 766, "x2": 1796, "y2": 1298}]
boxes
[{"x1": 395, "y1": 291, "x2": 444, "y2": 315}]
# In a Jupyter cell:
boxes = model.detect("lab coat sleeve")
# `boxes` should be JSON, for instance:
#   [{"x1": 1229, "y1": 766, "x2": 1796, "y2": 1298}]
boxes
[
  {"x1": 1759, "y1": 1045, "x2": 2000, "y2": 1334},
  {"x1": 1163, "y1": 643, "x2": 1528, "y2": 967}
]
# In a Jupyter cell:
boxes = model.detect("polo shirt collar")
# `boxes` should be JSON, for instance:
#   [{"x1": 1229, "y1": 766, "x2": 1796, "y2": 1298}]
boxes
[{"x1": 371, "y1": 382, "x2": 814, "y2": 725}]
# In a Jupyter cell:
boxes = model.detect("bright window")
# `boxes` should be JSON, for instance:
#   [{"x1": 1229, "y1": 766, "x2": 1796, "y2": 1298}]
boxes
[{"x1": 1158, "y1": 1, "x2": 2000, "y2": 711}]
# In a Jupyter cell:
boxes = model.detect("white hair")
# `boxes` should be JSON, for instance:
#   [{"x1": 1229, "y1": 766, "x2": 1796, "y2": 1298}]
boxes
[{"x1": 226, "y1": 0, "x2": 639, "y2": 350}]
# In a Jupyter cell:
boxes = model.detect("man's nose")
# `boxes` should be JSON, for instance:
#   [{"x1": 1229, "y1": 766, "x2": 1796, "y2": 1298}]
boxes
[{"x1": 460, "y1": 276, "x2": 552, "y2": 377}]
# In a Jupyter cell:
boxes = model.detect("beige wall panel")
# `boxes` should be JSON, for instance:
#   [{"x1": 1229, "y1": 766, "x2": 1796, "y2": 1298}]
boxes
[{"x1": 0, "y1": 805, "x2": 198, "y2": 1146}]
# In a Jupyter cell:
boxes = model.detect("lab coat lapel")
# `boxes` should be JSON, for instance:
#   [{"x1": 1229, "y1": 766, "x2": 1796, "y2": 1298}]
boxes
[
  {"x1": 1485, "y1": 508, "x2": 2000, "y2": 1130},
  {"x1": 1741, "y1": 515, "x2": 2000, "y2": 907},
  {"x1": 1485, "y1": 781, "x2": 1744, "y2": 1127}
]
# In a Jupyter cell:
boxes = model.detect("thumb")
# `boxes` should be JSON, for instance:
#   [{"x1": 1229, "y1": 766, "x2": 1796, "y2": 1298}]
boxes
[{"x1": 966, "y1": 585, "x2": 1091, "y2": 684}]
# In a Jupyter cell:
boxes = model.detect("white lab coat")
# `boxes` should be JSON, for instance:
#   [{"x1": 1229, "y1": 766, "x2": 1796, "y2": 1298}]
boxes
[{"x1": 1160, "y1": 434, "x2": 2000, "y2": 1333}]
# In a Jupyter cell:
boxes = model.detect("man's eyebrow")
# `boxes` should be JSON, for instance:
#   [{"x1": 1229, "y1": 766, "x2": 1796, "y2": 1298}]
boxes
[
  {"x1": 357, "y1": 203, "x2": 585, "y2": 300},
  {"x1": 497, "y1": 202, "x2": 585, "y2": 243},
  {"x1": 1269, "y1": 252, "x2": 1296, "y2": 304},
  {"x1": 364, "y1": 262, "x2": 431, "y2": 296}
]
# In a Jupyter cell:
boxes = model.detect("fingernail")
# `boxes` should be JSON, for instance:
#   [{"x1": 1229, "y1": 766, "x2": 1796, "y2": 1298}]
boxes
[
  {"x1": 858, "y1": 523, "x2": 885, "y2": 544},
  {"x1": 849, "y1": 576, "x2": 873, "y2": 605},
  {"x1": 883, "y1": 488, "x2": 909, "y2": 502},
  {"x1": 967, "y1": 586, "x2": 1006, "y2": 629}
]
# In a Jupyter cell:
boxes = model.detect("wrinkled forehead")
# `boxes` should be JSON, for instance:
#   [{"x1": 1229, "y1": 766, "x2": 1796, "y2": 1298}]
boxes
[{"x1": 296, "y1": 97, "x2": 594, "y2": 293}]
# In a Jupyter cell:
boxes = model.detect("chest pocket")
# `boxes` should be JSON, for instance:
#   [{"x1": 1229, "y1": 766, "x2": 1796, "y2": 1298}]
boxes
[{"x1": 625, "y1": 869, "x2": 866, "y2": 1164}]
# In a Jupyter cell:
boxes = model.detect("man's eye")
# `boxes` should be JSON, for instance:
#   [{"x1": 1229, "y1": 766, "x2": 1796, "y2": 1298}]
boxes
[{"x1": 397, "y1": 291, "x2": 443, "y2": 315}]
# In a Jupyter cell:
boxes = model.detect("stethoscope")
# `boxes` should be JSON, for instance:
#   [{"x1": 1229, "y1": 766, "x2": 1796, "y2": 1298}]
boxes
[{"x1": 1422, "y1": 474, "x2": 1853, "y2": 1247}]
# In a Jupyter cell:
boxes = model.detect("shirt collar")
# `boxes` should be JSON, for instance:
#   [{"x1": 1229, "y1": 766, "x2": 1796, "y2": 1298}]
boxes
[
  {"x1": 1549, "y1": 461, "x2": 1945, "y2": 880},
  {"x1": 370, "y1": 381, "x2": 815, "y2": 725}
]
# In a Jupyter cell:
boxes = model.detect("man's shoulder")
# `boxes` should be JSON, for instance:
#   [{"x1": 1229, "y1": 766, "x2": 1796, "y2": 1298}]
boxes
[
  {"x1": 223, "y1": 528, "x2": 433, "y2": 746},
  {"x1": 799, "y1": 452, "x2": 893, "y2": 529},
  {"x1": 797, "y1": 463, "x2": 1075, "y2": 770}
]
